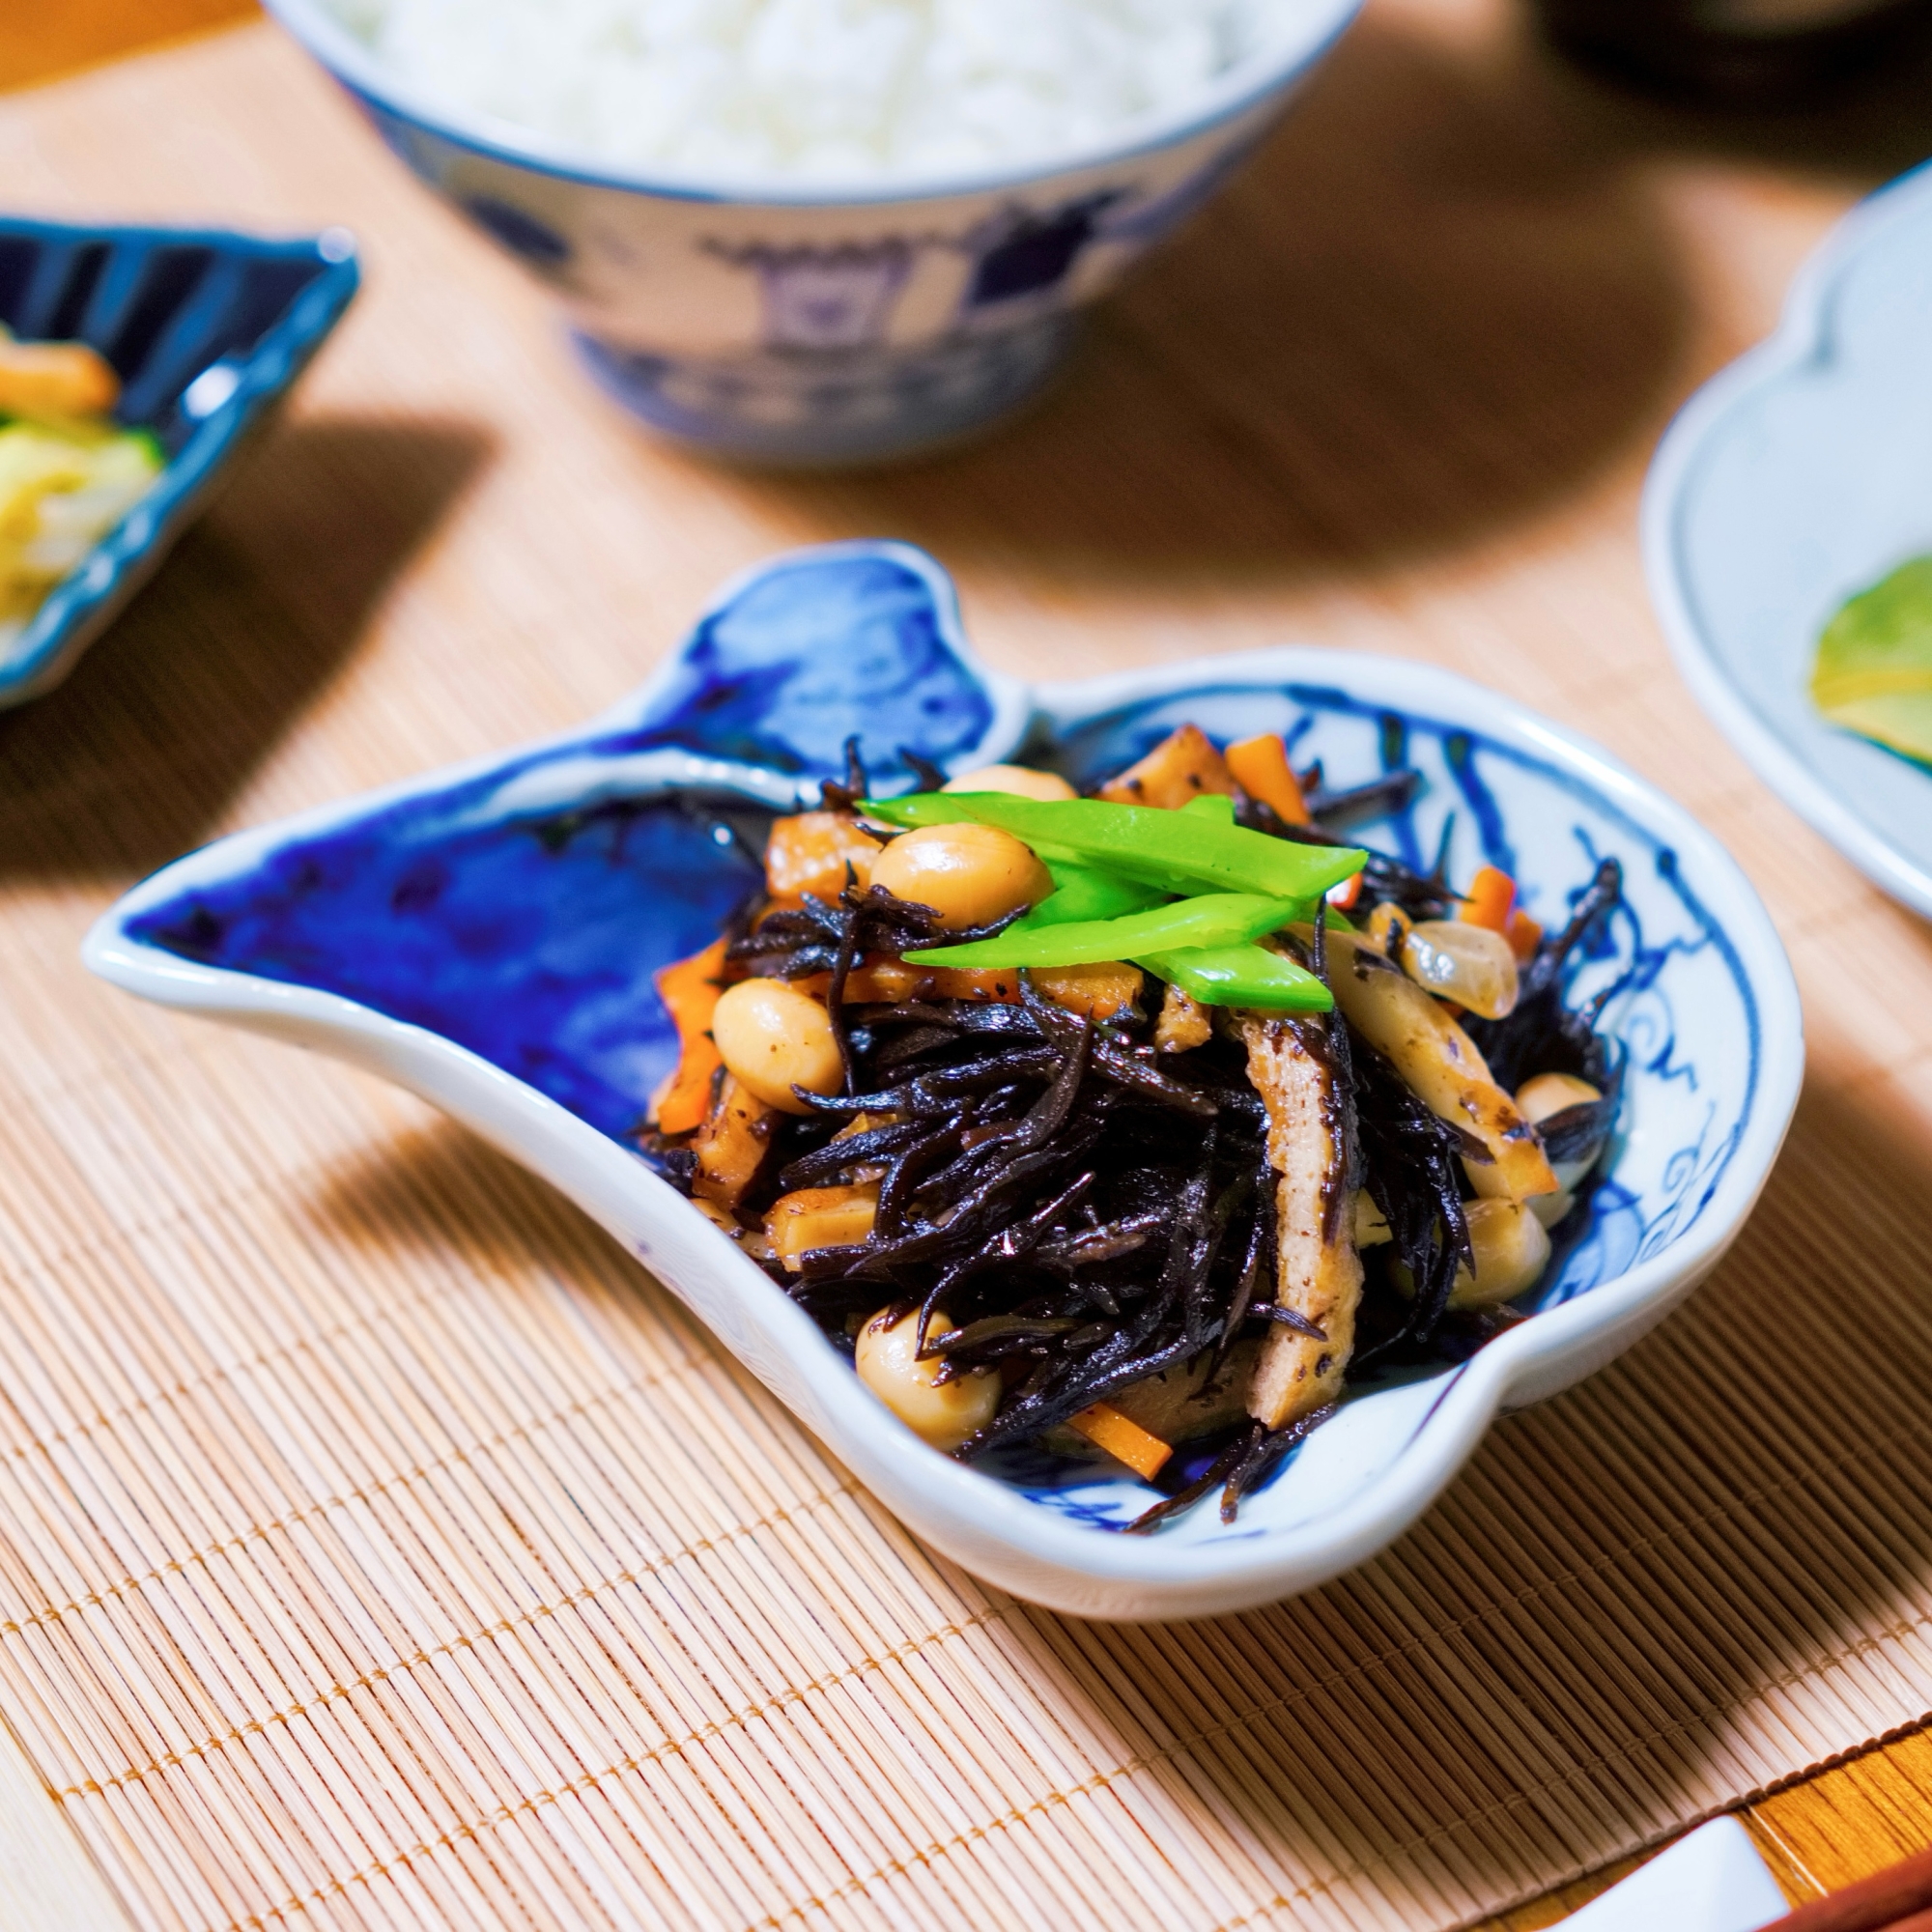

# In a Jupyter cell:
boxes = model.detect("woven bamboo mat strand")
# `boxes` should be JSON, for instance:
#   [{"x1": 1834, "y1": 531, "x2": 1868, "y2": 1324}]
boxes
[
  {"x1": 0, "y1": 1700, "x2": 135, "y2": 1932},
  {"x1": 1, "y1": 11, "x2": 1931, "y2": 1930}
]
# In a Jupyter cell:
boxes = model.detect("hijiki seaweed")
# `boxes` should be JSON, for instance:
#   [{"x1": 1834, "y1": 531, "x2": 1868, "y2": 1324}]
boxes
[{"x1": 638, "y1": 726, "x2": 1624, "y2": 1531}]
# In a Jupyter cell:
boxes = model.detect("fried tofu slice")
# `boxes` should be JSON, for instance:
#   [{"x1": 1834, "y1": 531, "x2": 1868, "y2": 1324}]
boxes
[
  {"x1": 1154, "y1": 980, "x2": 1213, "y2": 1053},
  {"x1": 1111, "y1": 1339, "x2": 1259, "y2": 1442},
  {"x1": 765, "y1": 1183, "x2": 879, "y2": 1270},
  {"x1": 1239, "y1": 1013, "x2": 1363, "y2": 1429},
  {"x1": 1095, "y1": 724, "x2": 1238, "y2": 810},
  {"x1": 1028, "y1": 961, "x2": 1145, "y2": 1021},
  {"x1": 691, "y1": 1075, "x2": 775, "y2": 1210},
  {"x1": 1324, "y1": 929, "x2": 1557, "y2": 1204},
  {"x1": 1043, "y1": 1340, "x2": 1260, "y2": 1460}
]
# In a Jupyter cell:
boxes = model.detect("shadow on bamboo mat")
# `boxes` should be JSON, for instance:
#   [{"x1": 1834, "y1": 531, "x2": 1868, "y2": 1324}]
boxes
[
  {"x1": 755, "y1": 9, "x2": 1932, "y2": 599},
  {"x1": 0, "y1": 413, "x2": 490, "y2": 884},
  {"x1": 753, "y1": 14, "x2": 1696, "y2": 587}
]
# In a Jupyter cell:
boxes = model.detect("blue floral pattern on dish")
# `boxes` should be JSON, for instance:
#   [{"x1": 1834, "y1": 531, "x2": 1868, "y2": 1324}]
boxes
[{"x1": 114, "y1": 543, "x2": 1764, "y2": 1543}]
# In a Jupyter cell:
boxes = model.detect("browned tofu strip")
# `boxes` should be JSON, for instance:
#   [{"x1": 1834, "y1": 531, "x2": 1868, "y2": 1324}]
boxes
[
  {"x1": 1324, "y1": 930, "x2": 1557, "y2": 1204},
  {"x1": 1153, "y1": 980, "x2": 1212, "y2": 1053},
  {"x1": 691, "y1": 1075, "x2": 774, "y2": 1210},
  {"x1": 1238, "y1": 1014, "x2": 1364, "y2": 1429},
  {"x1": 1043, "y1": 1340, "x2": 1260, "y2": 1460}
]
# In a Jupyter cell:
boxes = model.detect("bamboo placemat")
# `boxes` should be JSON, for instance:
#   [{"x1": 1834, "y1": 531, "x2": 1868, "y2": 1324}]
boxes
[{"x1": 3, "y1": 9, "x2": 1931, "y2": 1928}]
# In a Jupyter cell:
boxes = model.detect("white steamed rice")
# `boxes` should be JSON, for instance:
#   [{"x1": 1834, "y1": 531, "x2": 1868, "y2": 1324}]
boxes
[{"x1": 325, "y1": 0, "x2": 1285, "y2": 183}]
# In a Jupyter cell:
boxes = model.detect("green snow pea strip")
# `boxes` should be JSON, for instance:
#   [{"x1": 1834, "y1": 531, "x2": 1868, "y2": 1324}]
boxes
[
  {"x1": 1137, "y1": 942, "x2": 1332, "y2": 1012},
  {"x1": 863, "y1": 792, "x2": 1365, "y2": 900},
  {"x1": 912, "y1": 894, "x2": 1304, "y2": 970},
  {"x1": 1179, "y1": 793, "x2": 1237, "y2": 825},
  {"x1": 1024, "y1": 860, "x2": 1169, "y2": 929}
]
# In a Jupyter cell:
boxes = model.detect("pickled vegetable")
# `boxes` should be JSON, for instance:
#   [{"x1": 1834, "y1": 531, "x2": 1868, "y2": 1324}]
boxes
[{"x1": 1811, "y1": 554, "x2": 1932, "y2": 766}]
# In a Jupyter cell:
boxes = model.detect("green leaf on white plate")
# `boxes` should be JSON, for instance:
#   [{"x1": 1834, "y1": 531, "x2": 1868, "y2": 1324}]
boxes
[{"x1": 1811, "y1": 554, "x2": 1932, "y2": 767}]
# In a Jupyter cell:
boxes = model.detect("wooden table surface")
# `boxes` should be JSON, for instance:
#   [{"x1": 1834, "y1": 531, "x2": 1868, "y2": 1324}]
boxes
[{"x1": 7, "y1": 2, "x2": 1932, "y2": 1925}]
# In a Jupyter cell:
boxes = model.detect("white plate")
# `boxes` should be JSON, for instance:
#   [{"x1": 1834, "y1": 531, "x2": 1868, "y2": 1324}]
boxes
[{"x1": 1645, "y1": 161, "x2": 1932, "y2": 921}]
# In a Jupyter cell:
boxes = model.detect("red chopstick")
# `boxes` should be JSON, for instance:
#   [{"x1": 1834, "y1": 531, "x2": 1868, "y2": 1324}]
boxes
[{"x1": 1766, "y1": 1846, "x2": 1932, "y2": 1931}]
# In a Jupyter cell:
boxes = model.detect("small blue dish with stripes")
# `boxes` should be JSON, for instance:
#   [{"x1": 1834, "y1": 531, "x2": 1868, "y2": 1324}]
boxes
[{"x1": 0, "y1": 214, "x2": 359, "y2": 708}]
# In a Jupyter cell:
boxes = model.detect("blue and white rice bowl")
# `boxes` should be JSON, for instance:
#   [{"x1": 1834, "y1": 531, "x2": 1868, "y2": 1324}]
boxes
[
  {"x1": 263, "y1": 0, "x2": 1361, "y2": 463},
  {"x1": 85, "y1": 542, "x2": 1803, "y2": 1619}
]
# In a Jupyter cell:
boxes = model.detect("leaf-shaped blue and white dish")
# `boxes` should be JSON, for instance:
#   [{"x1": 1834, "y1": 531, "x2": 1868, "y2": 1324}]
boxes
[
  {"x1": 0, "y1": 214, "x2": 359, "y2": 708},
  {"x1": 1644, "y1": 159, "x2": 1932, "y2": 921},
  {"x1": 85, "y1": 542, "x2": 1802, "y2": 1621}
]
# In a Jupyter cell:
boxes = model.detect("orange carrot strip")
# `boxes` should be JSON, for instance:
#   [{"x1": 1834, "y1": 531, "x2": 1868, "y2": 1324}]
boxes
[
  {"x1": 1225, "y1": 734, "x2": 1311, "y2": 826},
  {"x1": 1505, "y1": 908, "x2": 1544, "y2": 963},
  {"x1": 0, "y1": 336, "x2": 119, "y2": 417},
  {"x1": 1068, "y1": 1403, "x2": 1173, "y2": 1481},
  {"x1": 1460, "y1": 865, "x2": 1517, "y2": 934},
  {"x1": 1326, "y1": 871, "x2": 1363, "y2": 912},
  {"x1": 650, "y1": 938, "x2": 728, "y2": 1135}
]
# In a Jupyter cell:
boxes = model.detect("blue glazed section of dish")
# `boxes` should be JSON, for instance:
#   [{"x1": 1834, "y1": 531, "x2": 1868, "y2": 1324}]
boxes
[
  {"x1": 131, "y1": 790, "x2": 765, "y2": 1139},
  {"x1": 0, "y1": 218, "x2": 359, "y2": 705},
  {"x1": 124, "y1": 545, "x2": 1009, "y2": 1119},
  {"x1": 610, "y1": 549, "x2": 997, "y2": 782}
]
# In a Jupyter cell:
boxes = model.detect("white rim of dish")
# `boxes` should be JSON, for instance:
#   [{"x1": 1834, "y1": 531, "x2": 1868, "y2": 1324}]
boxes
[
  {"x1": 1641, "y1": 158, "x2": 1932, "y2": 924},
  {"x1": 262, "y1": 0, "x2": 1364, "y2": 208},
  {"x1": 82, "y1": 644, "x2": 1804, "y2": 1609}
]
